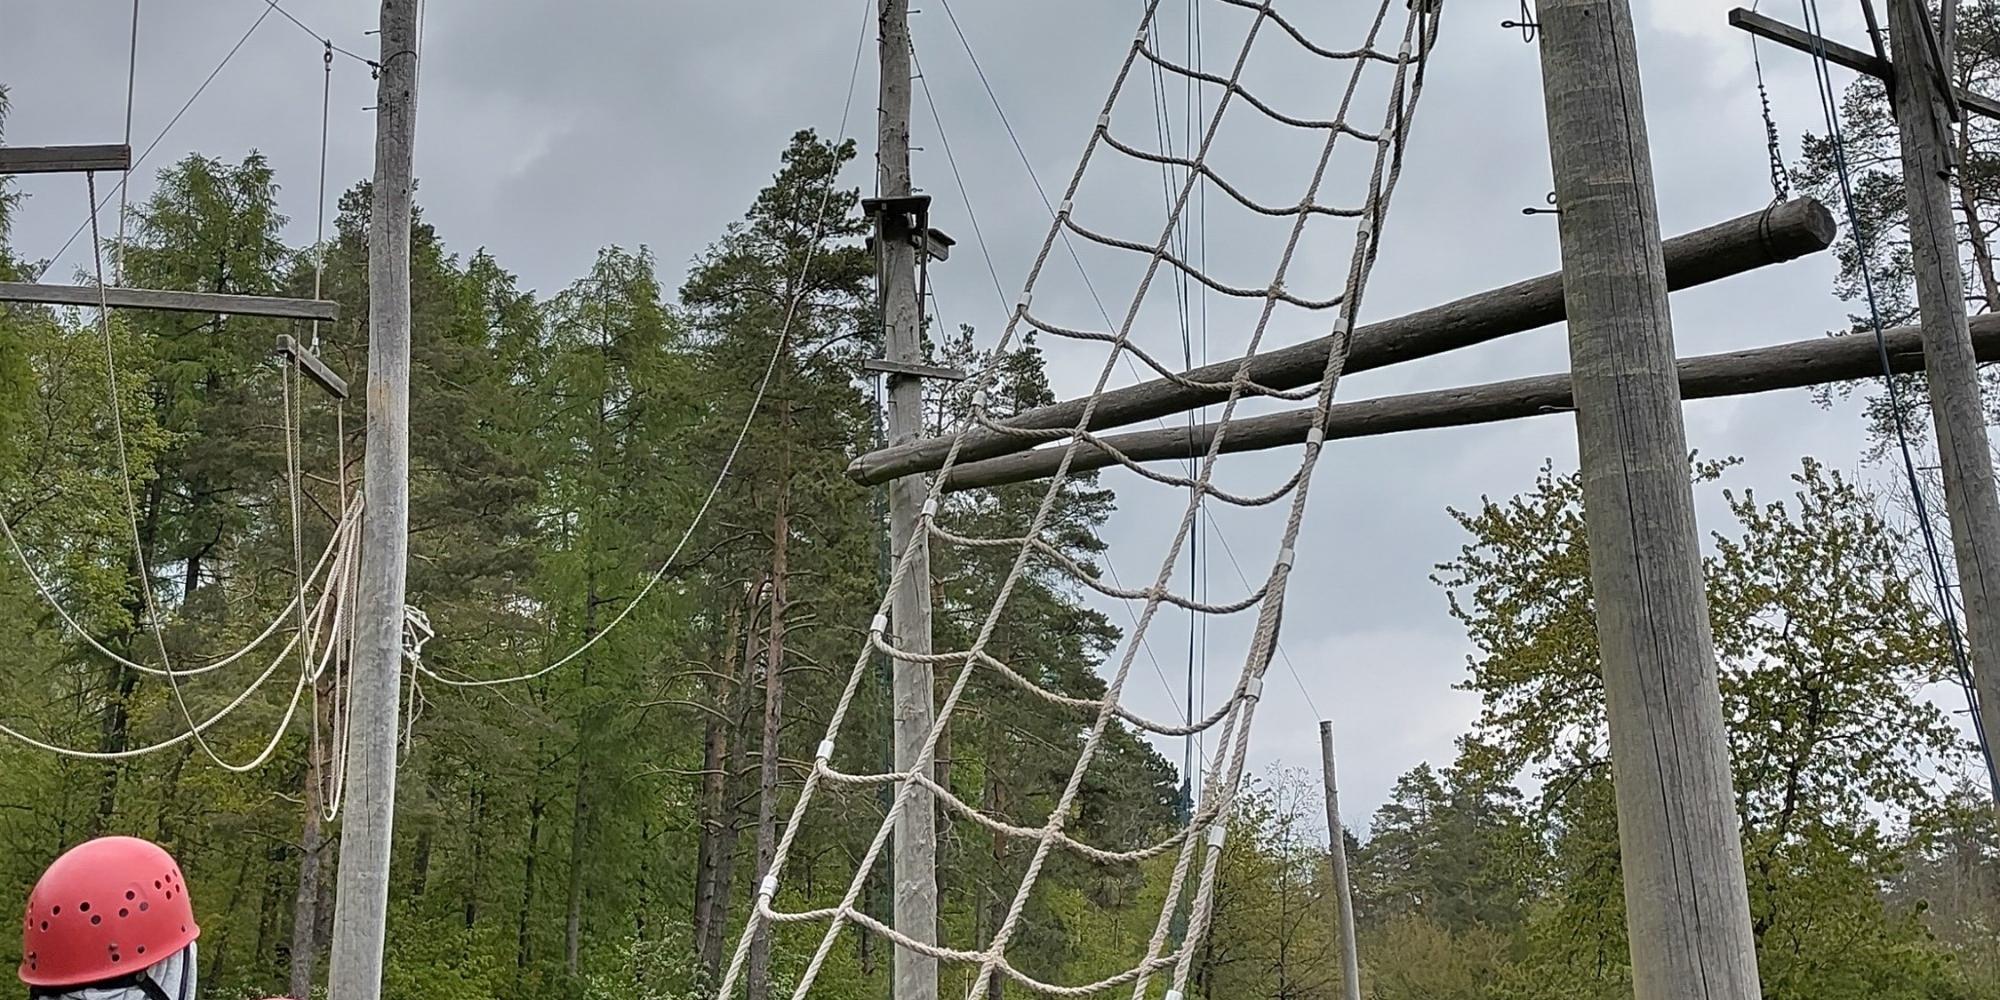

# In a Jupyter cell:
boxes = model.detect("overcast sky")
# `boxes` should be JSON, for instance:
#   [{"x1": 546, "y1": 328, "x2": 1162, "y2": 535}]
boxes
[{"x1": 2, "y1": 1, "x2": 1942, "y2": 832}]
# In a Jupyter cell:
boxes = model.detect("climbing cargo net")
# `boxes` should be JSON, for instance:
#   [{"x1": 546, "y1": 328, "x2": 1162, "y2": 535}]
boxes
[{"x1": 719, "y1": 0, "x2": 1443, "y2": 996}]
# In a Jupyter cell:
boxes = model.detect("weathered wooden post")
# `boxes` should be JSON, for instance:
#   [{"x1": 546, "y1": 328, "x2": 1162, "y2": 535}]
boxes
[{"x1": 1538, "y1": 1, "x2": 1762, "y2": 998}]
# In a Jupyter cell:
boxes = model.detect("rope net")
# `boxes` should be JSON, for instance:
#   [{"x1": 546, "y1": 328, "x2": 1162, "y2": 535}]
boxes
[{"x1": 718, "y1": 0, "x2": 1443, "y2": 996}]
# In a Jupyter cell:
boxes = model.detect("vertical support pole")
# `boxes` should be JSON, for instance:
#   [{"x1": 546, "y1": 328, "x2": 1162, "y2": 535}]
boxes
[
  {"x1": 1888, "y1": 0, "x2": 2000, "y2": 795},
  {"x1": 327, "y1": 2, "x2": 418, "y2": 998},
  {"x1": 878, "y1": 1, "x2": 939, "y2": 998},
  {"x1": 1535, "y1": 3, "x2": 1763, "y2": 1000},
  {"x1": 1317, "y1": 721, "x2": 1361, "y2": 1000}
]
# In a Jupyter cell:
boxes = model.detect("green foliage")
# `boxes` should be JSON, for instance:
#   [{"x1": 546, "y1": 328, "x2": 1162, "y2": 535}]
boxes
[
  {"x1": 0, "y1": 129, "x2": 1189, "y2": 1000},
  {"x1": 1423, "y1": 456, "x2": 1981, "y2": 1000},
  {"x1": 0, "y1": 80, "x2": 1996, "y2": 1000}
]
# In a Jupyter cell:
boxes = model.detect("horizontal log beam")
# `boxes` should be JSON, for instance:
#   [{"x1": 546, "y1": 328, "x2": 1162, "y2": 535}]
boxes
[
  {"x1": 0, "y1": 282, "x2": 340, "y2": 322},
  {"x1": 849, "y1": 197, "x2": 1837, "y2": 486},
  {"x1": 0, "y1": 144, "x2": 132, "y2": 175},
  {"x1": 939, "y1": 314, "x2": 2000, "y2": 491}
]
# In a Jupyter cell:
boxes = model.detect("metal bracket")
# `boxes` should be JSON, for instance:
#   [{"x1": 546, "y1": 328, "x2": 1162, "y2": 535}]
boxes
[{"x1": 863, "y1": 194, "x2": 955, "y2": 261}]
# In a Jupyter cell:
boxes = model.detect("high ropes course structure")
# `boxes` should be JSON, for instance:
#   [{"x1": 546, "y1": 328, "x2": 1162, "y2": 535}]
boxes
[{"x1": 3, "y1": 1, "x2": 2000, "y2": 1000}]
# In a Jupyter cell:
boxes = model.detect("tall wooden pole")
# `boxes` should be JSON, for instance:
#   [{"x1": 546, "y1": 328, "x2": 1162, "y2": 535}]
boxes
[
  {"x1": 1536, "y1": 3, "x2": 1762, "y2": 1000},
  {"x1": 1317, "y1": 722, "x2": 1361, "y2": 1000},
  {"x1": 1887, "y1": 0, "x2": 2000, "y2": 786},
  {"x1": 327, "y1": 2, "x2": 418, "y2": 998},
  {"x1": 877, "y1": 1, "x2": 938, "y2": 998}
]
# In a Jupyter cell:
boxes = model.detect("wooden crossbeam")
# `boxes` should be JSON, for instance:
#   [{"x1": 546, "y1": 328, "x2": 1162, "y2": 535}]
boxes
[
  {"x1": 863, "y1": 358, "x2": 967, "y2": 382},
  {"x1": 849, "y1": 198, "x2": 1837, "y2": 486},
  {"x1": 276, "y1": 335, "x2": 350, "y2": 400},
  {"x1": 936, "y1": 315, "x2": 2000, "y2": 491},
  {"x1": 0, "y1": 144, "x2": 133, "y2": 175},
  {"x1": 0, "y1": 282, "x2": 340, "y2": 322},
  {"x1": 1729, "y1": 7, "x2": 2000, "y2": 121}
]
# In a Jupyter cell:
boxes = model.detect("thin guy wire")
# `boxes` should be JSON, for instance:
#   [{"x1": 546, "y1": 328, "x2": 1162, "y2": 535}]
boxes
[
  {"x1": 89, "y1": 172, "x2": 326, "y2": 773},
  {"x1": 910, "y1": 46, "x2": 1188, "y2": 719},
  {"x1": 721, "y1": 3, "x2": 1433, "y2": 996},
  {"x1": 1798, "y1": 0, "x2": 2000, "y2": 797},
  {"x1": 419, "y1": 0, "x2": 875, "y2": 689},
  {"x1": 116, "y1": 0, "x2": 141, "y2": 285},
  {"x1": 44, "y1": 4, "x2": 277, "y2": 272},
  {"x1": 931, "y1": 0, "x2": 1321, "y2": 719}
]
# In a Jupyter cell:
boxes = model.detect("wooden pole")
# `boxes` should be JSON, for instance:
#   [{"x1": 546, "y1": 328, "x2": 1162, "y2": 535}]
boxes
[
  {"x1": 327, "y1": 2, "x2": 418, "y2": 998},
  {"x1": 1317, "y1": 722, "x2": 1361, "y2": 1000},
  {"x1": 934, "y1": 316, "x2": 2000, "y2": 491},
  {"x1": 878, "y1": 1, "x2": 938, "y2": 997},
  {"x1": 1538, "y1": 3, "x2": 1762, "y2": 999},
  {"x1": 1887, "y1": 0, "x2": 2000, "y2": 802},
  {"x1": 847, "y1": 198, "x2": 1835, "y2": 486}
]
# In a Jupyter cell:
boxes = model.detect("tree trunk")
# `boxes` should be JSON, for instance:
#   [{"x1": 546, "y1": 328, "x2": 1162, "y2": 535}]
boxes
[
  {"x1": 565, "y1": 575, "x2": 600, "y2": 978},
  {"x1": 517, "y1": 789, "x2": 546, "y2": 987},
  {"x1": 564, "y1": 756, "x2": 591, "y2": 977},
  {"x1": 99, "y1": 477, "x2": 166, "y2": 832},
  {"x1": 411, "y1": 823, "x2": 434, "y2": 898},
  {"x1": 1955, "y1": 123, "x2": 2000, "y2": 312},
  {"x1": 290, "y1": 678, "x2": 331, "y2": 1000},
  {"x1": 747, "y1": 410, "x2": 792, "y2": 1000},
  {"x1": 699, "y1": 576, "x2": 765, "y2": 981},
  {"x1": 692, "y1": 599, "x2": 742, "y2": 962},
  {"x1": 983, "y1": 766, "x2": 1008, "y2": 1000},
  {"x1": 466, "y1": 784, "x2": 486, "y2": 929}
]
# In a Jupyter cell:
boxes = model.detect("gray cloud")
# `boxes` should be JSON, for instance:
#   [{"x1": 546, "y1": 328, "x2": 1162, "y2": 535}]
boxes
[{"x1": 3, "y1": 0, "x2": 1913, "y2": 829}]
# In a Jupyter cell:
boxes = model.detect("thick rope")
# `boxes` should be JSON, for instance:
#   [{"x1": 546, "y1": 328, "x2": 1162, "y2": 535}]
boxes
[
  {"x1": 417, "y1": 0, "x2": 876, "y2": 690},
  {"x1": 72, "y1": 176, "x2": 361, "y2": 774},
  {"x1": 716, "y1": 2, "x2": 1439, "y2": 998}
]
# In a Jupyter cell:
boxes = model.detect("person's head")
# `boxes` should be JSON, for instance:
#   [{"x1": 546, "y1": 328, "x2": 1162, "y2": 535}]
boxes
[{"x1": 17, "y1": 837, "x2": 199, "y2": 1000}]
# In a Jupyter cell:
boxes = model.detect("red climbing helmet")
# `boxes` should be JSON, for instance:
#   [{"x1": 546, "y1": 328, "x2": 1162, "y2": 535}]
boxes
[{"x1": 18, "y1": 836, "x2": 200, "y2": 988}]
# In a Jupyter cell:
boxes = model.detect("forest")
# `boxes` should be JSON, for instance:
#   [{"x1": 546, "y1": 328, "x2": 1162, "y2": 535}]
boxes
[{"x1": 3, "y1": 8, "x2": 2000, "y2": 996}]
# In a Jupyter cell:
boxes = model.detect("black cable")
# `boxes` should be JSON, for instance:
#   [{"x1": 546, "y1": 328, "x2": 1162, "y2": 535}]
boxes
[
  {"x1": 1798, "y1": 0, "x2": 2000, "y2": 799},
  {"x1": 258, "y1": 0, "x2": 377, "y2": 68}
]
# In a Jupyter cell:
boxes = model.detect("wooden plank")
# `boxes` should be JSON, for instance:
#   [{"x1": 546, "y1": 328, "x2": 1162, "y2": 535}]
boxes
[
  {"x1": 0, "y1": 282, "x2": 340, "y2": 322},
  {"x1": 849, "y1": 197, "x2": 1838, "y2": 485},
  {"x1": 1729, "y1": 7, "x2": 2000, "y2": 121},
  {"x1": 1730, "y1": 8, "x2": 1888, "y2": 77},
  {"x1": 1542, "y1": 2, "x2": 1762, "y2": 995},
  {"x1": 939, "y1": 316, "x2": 2000, "y2": 491},
  {"x1": 275, "y1": 335, "x2": 350, "y2": 400},
  {"x1": 0, "y1": 144, "x2": 132, "y2": 175}
]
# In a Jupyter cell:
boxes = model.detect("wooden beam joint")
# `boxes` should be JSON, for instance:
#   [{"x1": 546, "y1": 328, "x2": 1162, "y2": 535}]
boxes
[
  {"x1": 276, "y1": 335, "x2": 350, "y2": 400},
  {"x1": 1728, "y1": 7, "x2": 2000, "y2": 121}
]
